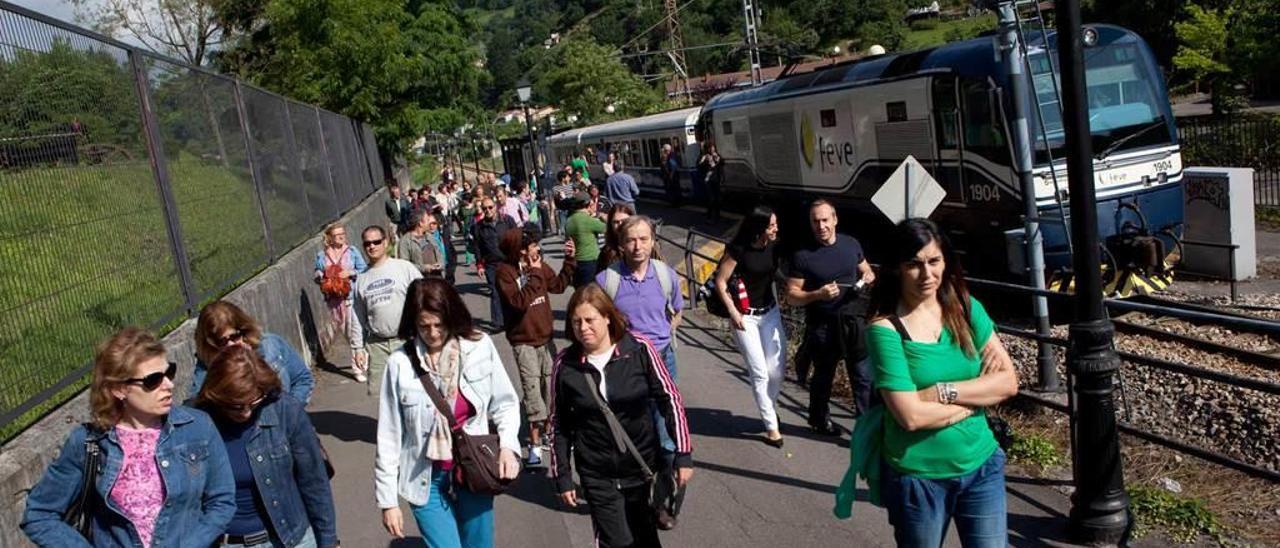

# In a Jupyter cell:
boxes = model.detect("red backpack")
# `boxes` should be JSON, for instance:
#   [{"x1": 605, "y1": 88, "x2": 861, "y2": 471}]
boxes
[{"x1": 320, "y1": 248, "x2": 352, "y2": 299}]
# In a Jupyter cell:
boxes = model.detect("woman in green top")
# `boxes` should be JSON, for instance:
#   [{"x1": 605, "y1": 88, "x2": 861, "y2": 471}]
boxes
[{"x1": 867, "y1": 218, "x2": 1018, "y2": 547}]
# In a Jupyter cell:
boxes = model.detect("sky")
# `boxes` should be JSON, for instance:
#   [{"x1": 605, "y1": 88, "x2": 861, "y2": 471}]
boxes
[{"x1": 9, "y1": 0, "x2": 77, "y2": 25}]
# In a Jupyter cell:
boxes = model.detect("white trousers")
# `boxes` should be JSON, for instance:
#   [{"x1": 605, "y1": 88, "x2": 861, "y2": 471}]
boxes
[{"x1": 730, "y1": 306, "x2": 787, "y2": 432}]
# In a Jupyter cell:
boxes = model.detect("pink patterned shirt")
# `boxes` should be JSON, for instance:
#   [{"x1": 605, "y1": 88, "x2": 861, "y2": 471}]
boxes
[{"x1": 110, "y1": 424, "x2": 166, "y2": 547}]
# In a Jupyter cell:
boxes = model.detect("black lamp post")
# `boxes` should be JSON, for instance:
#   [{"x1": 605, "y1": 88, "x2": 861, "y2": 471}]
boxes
[
  {"x1": 1056, "y1": 1, "x2": 1130, "y2": 543},
  {"x1": 516, "y1": 79, "x2": 541, "y2": 187}
]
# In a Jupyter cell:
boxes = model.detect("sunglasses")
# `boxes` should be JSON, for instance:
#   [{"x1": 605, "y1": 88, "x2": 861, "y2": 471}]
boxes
[
  {"x1": 222, "y1": 394, "x2": 268, "y2": 414},
  {"x1": 482, "y1": 205, "x2": 496, "y2": 211},
  {"x1": 214, "y1": 329, "x2": 244, "y2": 347},
  {"x1": 123, "y1": 362, "x2": 178, "y2": 391},
  {"x1": 363, "y1": 238, "x2": 384, "y2": 247}
]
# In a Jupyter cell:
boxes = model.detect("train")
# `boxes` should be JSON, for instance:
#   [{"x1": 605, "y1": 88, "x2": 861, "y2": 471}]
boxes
[{"x1": 545, "y1": 24, "x2": 1183, "y2": 282}]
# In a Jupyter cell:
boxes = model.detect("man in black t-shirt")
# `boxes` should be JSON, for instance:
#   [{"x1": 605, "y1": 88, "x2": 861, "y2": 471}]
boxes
[{"x1": 785, "y1": 199, "x2": 876, "y2": 435}]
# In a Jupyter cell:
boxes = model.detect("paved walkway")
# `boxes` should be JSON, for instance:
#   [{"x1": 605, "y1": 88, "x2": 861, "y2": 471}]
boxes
[{"x1": 306, "y1": 201, "x2": 1144, "y2": 547}]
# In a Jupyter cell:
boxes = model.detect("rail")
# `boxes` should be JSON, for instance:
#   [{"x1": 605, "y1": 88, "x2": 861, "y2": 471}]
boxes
[{"x1": 654, "y1": 226, "x2": 1280, "y2": 484}]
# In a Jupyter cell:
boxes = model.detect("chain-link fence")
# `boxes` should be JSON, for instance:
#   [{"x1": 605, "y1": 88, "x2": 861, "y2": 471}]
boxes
[{"x1": 0, "y1": 2, "x2": 383, "y2": 442}]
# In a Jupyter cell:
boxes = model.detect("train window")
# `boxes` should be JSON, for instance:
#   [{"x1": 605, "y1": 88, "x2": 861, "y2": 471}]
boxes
[
  {"x1": 961, "y1": 79, "x2": 1009, "y2": 164},
  {"x1": 646, "y1": 139, "x2": 661, "y2": 167},
  {"x1": 886, "y1": 102, "x2": 908, "y2": 122},
  {"x1": 820, "y1": 109, "x2": 837, "y2": 128},
  {"x1": 722, "y1": 120, "x2": 733, "y2": 135}
]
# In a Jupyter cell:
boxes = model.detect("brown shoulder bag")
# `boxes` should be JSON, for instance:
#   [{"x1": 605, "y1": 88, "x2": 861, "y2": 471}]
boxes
[{"x1": 403, "y1": 343, "x2": 514, "y2": 495}]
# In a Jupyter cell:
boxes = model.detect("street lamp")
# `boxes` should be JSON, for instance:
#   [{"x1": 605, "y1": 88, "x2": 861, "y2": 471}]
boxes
[{"x1": 516, "y1": 78, "x2": 541, "y2": 187}]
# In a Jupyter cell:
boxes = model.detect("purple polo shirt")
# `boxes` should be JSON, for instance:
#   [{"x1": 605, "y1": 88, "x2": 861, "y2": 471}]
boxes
[{"x1": 597, "y1": 259, "x2": 684, "y2": 350}]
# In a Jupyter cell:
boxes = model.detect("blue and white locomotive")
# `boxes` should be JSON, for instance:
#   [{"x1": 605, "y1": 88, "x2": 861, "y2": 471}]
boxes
[{"x1": 698, "y1": 24, "x2": 1182, "y2": 277}]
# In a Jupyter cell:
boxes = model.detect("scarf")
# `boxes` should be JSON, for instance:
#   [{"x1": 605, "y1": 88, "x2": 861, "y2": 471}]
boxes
[{"x1": 419, "y1": 337, "x2": 462, "y2": 462}]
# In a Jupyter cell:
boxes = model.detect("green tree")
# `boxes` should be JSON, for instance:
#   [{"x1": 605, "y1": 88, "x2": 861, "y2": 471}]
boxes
[
  {"x1": 215, "y1": 0, "x2": 486, "y2": 154},
  {"x1": 1173, "y1": 5, "x2": 1229, "y2": 88},
  {"x1": 532, "y1": 37, "x2": 662, "y2": 123}
]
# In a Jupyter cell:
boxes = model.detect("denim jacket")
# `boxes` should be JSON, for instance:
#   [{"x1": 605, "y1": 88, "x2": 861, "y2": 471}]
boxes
[
  {"x1": 190, "y1": 333, "x2": 315, "y2": 405},
  {"x1": 202, "y1": 394, "x2": 339, "y2": 548},
  {"x1": 374, "y1": 334, "x2": 520, "y2": 508},
  {"x1": 21, "y1": 406, "x2": 235, "y2": 547}
]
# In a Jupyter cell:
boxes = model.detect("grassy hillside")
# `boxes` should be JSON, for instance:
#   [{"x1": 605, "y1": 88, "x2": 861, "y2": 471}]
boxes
[
  {"x1": 0, "y1": 158, "x2": 281, "y2": 441},
  {"x1": 902, "y1": 14, "x2": 998, "y2": 51}
]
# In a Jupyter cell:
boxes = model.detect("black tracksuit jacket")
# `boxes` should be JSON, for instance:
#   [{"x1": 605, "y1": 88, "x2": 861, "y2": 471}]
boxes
[{"x1": 549, "y1": 333, "x2": 693, "y2": 492}]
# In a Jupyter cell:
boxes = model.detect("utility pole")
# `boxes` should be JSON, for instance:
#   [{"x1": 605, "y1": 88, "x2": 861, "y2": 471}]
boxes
[
  {"x1": 1056, "y1": 0, "x2": 1130, "y2": 543},
  {"x1": 742, "y1": 0, "x2": 763, "y2": 86},
  {"x1": 663, "y1": 0, "x2": 691, "y2": 103},
  {"x1": 996, "y1": 2, "x2": 1058, "y2": 392}
]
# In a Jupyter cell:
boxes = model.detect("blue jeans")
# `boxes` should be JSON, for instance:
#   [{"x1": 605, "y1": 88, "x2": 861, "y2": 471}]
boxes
[
  {"x1": 484, "y1": 266, "x2": 503, "y2": 327},
  {"x1": 410, "y1": 471, "x2": 495, "y2": 548},
  {"x1": 652, "y1": 343, "x2": 678, "y2": 455},
  {"x1": 881, "y1": 449, "x2": 1008, "y2": 548}
]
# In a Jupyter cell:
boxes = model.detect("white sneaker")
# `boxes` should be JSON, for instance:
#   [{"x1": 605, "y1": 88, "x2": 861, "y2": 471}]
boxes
[
  {"x1": 354, "y1": 372, "x2": 367, "y2": 383},
  {"x1": 525, "y1": 445, "x2": 542, "y2": 466}
]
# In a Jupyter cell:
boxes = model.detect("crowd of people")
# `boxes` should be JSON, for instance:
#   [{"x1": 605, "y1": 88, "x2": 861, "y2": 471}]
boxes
[{"x1": 21, "y1": 154, "x2": 1019, "y2": 547}]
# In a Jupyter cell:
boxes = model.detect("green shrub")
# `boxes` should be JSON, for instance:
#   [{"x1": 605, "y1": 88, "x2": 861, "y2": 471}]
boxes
[
  {"x1": 1127, "y1": 485, "x2": 1224, "y2": 544},
  {"x1": 1007, "y1": 433, "x2": 1061, "y2": 469}
]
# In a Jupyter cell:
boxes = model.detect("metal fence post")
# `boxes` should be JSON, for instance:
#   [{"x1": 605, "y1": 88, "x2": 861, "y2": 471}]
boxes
[
  {"x1": 314, "y1": 108, "x2": 342, "y2": 220},
  {"x1": 685, "y1": 231, "x2": 697, "y2": 307},
  {"x1": 129, "y1": 50, "x2": 198, "y2": 317},
  {"x1": 233, "y1": 81, "x2": 276, "y2": 262}
]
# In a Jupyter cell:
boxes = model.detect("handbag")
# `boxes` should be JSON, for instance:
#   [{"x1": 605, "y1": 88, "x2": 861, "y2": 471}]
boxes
[
  {"x1": 404, "y1": 343, "x2": 513, "y2": 496},
  {"x1": 63, "y1": 424, "x2": 104, "y2": 540},
  {"x1": 583, "y1": 372, "x2": 686, "y2": 519},
  {"x1": 699, "y1": 272, "x2": 744, "y2": 319}
]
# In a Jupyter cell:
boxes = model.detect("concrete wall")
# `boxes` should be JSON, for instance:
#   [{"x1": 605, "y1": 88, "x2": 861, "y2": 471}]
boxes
[{"x1": 0, "y1": 189, "x2": 388, "y2": 547}]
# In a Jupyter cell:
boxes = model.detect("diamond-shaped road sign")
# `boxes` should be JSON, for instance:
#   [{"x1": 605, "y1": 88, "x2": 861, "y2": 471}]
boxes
[{"x1": 870, "y1": 155, "x2": 946, "y2": 224}]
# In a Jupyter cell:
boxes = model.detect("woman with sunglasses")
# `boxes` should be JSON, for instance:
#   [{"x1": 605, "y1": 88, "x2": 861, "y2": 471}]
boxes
[
  {"x1": 375, "y1": 278, "x2": 520, "y2": 548},
  {"x1": 190, "y1": 301, "x2": 315, "y2": 405},
  {"x1": 23, "y1": 327, "x2": 235, "y2": 547},
  {"x1": 194, "y1": 346, "x2": 339, "y2": 548}
]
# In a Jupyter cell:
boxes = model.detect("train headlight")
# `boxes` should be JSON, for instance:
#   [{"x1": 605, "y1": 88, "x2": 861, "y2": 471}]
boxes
[
  {"x1": 1157, "y1": 171, "x2": 1168, "y2": 185},
  {"x1": 1083, "y1": 27, "x2": 1099, "y2": 47}
]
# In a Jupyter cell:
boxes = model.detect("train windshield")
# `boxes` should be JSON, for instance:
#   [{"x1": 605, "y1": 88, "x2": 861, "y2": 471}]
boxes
[{"x1": 1027, "y1": 42, "x2": 1174, "y2": 164}]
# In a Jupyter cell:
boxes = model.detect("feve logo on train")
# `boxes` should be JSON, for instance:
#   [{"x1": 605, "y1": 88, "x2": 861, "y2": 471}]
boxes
[{"x1": 799, "y1": 111, "x2": 855, "y2": 173}]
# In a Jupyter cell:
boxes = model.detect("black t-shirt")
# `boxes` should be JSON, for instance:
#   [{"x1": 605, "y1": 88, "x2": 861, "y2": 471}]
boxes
[
  {"x1": 787, "y1": 233, "x2": 865, "y2": 318},
  {"x1": 727, "y1": 241, "x2": 778, "y2": 309}
]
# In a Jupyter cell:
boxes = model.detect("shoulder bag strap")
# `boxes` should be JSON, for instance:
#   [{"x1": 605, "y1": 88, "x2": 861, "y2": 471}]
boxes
[
  {"x1": 68, "y1": 425, "x2": 102, "y2": 536},
  {"x1": 583, "y1": 370, "x2": 654, "y2": 480},
  {"x1": 402, "y1": 343, "x2": 459, "y2": 430},
  {"x1": 888, "y1": 316, "x2": 913, "y2": 342}
]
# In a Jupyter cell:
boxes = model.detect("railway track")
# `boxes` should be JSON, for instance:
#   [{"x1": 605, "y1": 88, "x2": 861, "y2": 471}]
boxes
[{"x1": 1111, "y1": 316, "x2": 1280, "y2": 372}]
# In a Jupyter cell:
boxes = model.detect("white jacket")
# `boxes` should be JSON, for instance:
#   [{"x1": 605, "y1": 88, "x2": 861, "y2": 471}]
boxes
[{"x1": 374, "y1": 334, "x2": 520, "y2": 507}]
